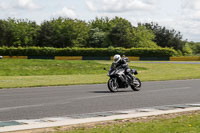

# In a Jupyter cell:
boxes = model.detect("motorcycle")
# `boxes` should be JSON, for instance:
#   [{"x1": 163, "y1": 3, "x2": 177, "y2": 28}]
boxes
[{"x1": 104, "y1": 65, "x2": 141, "y2": 92}]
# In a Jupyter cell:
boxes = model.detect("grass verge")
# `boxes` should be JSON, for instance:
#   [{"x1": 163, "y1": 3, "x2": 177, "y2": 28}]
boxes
[
  {"x1": 100, "y1": 60, "x2": 200, "y2": 81},
  {"x1": 0, "y1": 74, "x2": 108, "y2": 88},
  {"x1": 0, "y1": 59, "x2": 200, "y2": 88},
  {"x1": 54, "y1": 111, "x2": 200, "y2": 133},
  {"x1": 0, "y1": 59, "x2": 111, "y2": 76}
]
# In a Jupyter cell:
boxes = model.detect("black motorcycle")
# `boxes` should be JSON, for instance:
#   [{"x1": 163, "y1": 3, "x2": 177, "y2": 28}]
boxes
[{"x1": 104, "y1": 65, "x2": 141, "y2": 92}]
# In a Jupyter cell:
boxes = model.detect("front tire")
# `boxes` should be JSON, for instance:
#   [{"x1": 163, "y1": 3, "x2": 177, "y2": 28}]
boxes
[
  {"x1": 131, "y1": 78, "x2": 141, "y2": 91},
  {"x1": 107, "y1": 78, "x2": 118, "y2": 92}
]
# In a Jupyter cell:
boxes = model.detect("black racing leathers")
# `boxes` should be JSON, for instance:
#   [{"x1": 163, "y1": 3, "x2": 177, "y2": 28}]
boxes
[
  {"x1": 112, "y1": 58, "x2": 133, "y2": 84},
  {"x1": 116, "y1": 58, "x2": 128, "y2": 69}
]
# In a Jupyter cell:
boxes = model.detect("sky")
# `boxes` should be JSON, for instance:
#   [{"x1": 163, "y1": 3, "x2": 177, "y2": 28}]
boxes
[{"x1": 0, "y1": 0, "x2": 200, "y2": 42}]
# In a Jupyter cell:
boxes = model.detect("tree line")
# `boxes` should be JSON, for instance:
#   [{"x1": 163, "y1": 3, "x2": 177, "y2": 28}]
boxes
[{"x1": 0, "y1": 17, "x2": 194, "y2": 54}]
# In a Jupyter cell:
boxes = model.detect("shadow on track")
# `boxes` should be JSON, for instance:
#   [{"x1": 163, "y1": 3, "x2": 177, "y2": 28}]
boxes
[{"x1": 91, "y1": 90, "x2": 133, "y2": 93}]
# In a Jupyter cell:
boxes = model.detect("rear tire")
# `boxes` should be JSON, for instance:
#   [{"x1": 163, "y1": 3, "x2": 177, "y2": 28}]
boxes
[
  {"x1": 107, "y1": 78, "x2": 118, "y2": 92},
  {"x1": 131, "y1": 78, "x2": 141, "y2": 91}
]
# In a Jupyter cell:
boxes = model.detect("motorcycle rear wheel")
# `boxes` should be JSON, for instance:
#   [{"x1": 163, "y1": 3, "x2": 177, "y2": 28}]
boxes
[
  {"x1": 131, "y1": 78, "x2": 141, "y2": 91},
  {"x1": 107, "y1": 78, "x2": 118, "y2": 92}
]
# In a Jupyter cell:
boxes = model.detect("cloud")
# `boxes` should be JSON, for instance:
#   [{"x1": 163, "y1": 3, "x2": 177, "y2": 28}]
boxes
[
  {"x1": 52, "y1": 7, "x2": 77, "y2": 19},
  {"x1": 181, "y1": 0, "x2": 200, "y2": 21},
  {"x1": 170, "y1": 0, "x2": 200, "y2": 41},
  {"x1": 182, "y1": 0, "x2": 200, "y2": 11},
  {"x1": 85, "y1": 0, "x2": 155, "y2": 13},
  {"x1": 15, "y1": 0, "x2": 40, "y2": 10},
  {"x1": 0, "y1": 2, "x2": 10, "y2": 10}
]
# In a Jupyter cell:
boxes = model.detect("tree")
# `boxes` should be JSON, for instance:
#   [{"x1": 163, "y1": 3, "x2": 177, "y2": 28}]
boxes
[
  {"x1": 89, "y1": 17, "x2": 111, "y2": 32},
  {"x1": 182, "y1": 43, "x2": 193, "y2": 55},
  {"x1": 37, "y1": 20, "x2": 55, "y2": 47},
  {"x1": 12, "y1": 19, "x2": 39, "y2": 47},
  {"x1": 0, "y1": 18, "x2": 39, "y2": 47},
  {"x1": 0, "y1": 17, "x2": 186, "y2": 49},
  {"x1": 0, "y1": 19, "x2": 15, "y2": 47},
  {"x1": 87, "y1": 28, "x2": 106, "y2": 47},
  {"x1": 0, "y1": 20, "x2": 8, "y2": 46},
  {"x1": 142, "y1": 22, "x2": 185, "y2": 50},
  {"x1": 108, "y1": 17, "x2": 133, "y2": 48},
  {"x1": 131, "y1": 25, "x2": 159, "y2": 48},
  {"x1": 88, "y1": 17, "x2": 112, "y2": 47},
  {"x1": 187, "y1": 41, "x2": 200, "y2": 55},
  {"x1": 38, "y1": 18, "x2": 89, "y2": 48},
  {"x1": 108, "y1": 17, "x2": 158, "y2": 48}
]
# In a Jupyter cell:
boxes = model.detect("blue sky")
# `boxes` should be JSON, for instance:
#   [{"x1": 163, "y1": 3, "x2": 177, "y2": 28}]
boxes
[{"x1": 0, "y1": 0, "x2": 200, "y2": 42}]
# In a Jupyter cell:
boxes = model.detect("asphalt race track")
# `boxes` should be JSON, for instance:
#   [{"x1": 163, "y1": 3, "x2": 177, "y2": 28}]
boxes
[{"x1": 0, "y1": 79, "x2": 200, "y2": 121}]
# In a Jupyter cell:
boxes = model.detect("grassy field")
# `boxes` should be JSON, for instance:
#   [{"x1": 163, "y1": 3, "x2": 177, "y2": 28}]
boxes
[
  {"x1": 55, "y1": 112, "x2": 200, "y2": 133},
  {"x1": 0, "y1": 59, "x2": 111, "y2": 76},
  {"x1": 100, "y1": 60, "x2": 200, "y2": 81},
  {"x1": 0, "y1": 59, "x2": 200, "y2": 88}
]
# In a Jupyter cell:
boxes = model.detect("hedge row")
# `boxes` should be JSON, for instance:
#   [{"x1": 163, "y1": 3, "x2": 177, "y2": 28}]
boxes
[{"x1": 0, "y1": 47, "x2": 177, "y2": 57}]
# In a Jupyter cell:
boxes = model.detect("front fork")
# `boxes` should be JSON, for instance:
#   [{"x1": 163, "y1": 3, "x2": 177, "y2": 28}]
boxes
[
  {"x1": 112, "y1": 78, "x2": 118, "y2": 88},
  {"x1": 113, "y1": 78, "x2": 117, "y2": 84},
  {"x1": 128, "y1": 74, "x2": 139, "y2": 86},
  {"x1": 127, "y1": 73, "x2": 134, "y2": 82}
]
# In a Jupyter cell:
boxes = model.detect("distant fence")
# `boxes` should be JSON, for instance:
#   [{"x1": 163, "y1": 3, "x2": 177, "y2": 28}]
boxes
[
  {"x1": 170, "y1": 57, "x2": 200, "y2": 61},
  {"x1": 1, "y1": 56, "x2": 200, "y2": 61}
]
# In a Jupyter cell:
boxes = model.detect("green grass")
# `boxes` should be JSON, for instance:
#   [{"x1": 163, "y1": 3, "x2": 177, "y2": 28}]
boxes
[
  {"x1": 0, "y1": 59, "x2": 200, "y2": 88},
  {"x1": 99, "y1": 60, "x2": 200, "y2": 81},
  {"x1": 56, "y1": 113, "x2": 200, "y2": 133},
  {"x1": 0, "y1": 74, "x2": 108, "y2": 88},
  {"x1": 0, "y1": 59, "x2": 110, "y2": 76},
  {"x1": 135, "y1": 63, "x2": 200, "y2": 81},
  {"x1": 0, "y1": 59, "x2": 146, "y2": 76}
]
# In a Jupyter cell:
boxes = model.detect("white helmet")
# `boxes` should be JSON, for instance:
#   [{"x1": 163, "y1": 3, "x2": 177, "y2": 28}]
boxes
[{"x1": 113, "y1": 54, "x2": 121, "y2": 63}]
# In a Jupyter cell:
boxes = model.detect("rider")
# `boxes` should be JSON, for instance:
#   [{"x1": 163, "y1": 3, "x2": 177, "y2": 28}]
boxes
[
  {"x1": 113, "y1": 54, "x2": 127, "y2": 68},
  {"x1": 113, "y1": 54, "x2": 133, "y2": 84},
  {"x1": 122, "y1": 55, "x2": 129, "y2": 62}
]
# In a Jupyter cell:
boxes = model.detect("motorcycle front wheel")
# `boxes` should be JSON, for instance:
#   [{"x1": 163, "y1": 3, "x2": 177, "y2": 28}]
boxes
[
  {"x1": 131, "y1": 78, "x2": 141, "y2": 91},
  {"x1": 107, "y1": 78, "x2": 118, "y2": 92}
]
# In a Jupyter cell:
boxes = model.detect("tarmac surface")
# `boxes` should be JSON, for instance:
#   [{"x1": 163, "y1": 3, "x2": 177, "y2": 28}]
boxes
[{"x1": 0, "y1": 79, "x2": 200, "y2": 121}]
